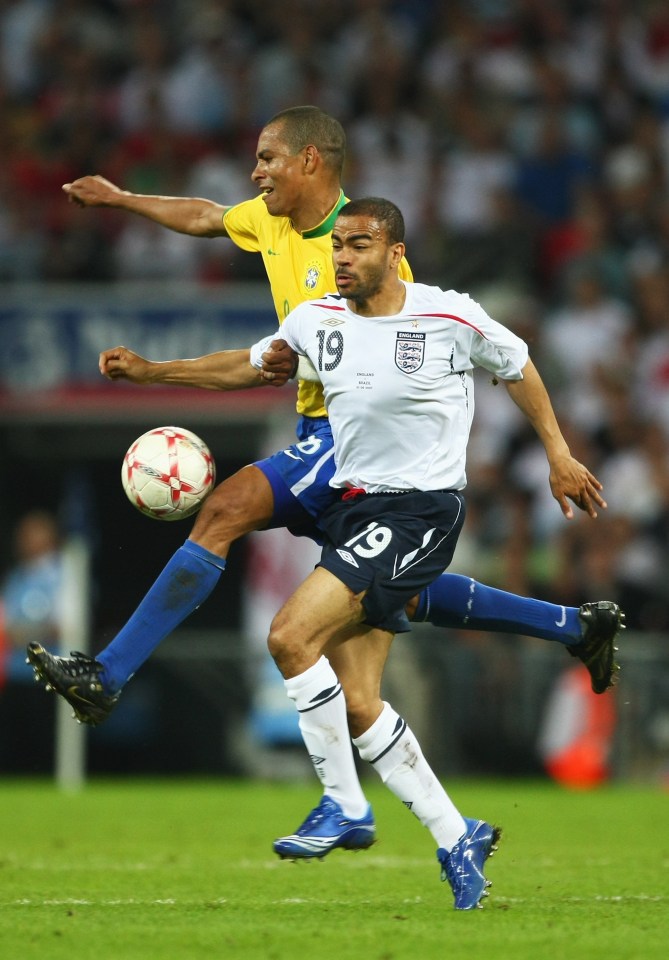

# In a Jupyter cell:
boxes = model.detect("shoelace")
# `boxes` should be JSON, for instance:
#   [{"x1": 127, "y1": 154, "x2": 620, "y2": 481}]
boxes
[
  {"x1": 59, "y1": 652, "x2": 101, "y2": 680},
  {"x1": 442, "y1": 853, "x2": 465, "y2": 888},
  {"x1": 297, "y1": 799, "x2": 339, "y2": 833}
]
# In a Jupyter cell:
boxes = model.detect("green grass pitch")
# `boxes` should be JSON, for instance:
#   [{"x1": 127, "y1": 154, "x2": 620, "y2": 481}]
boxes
[{"x1": 1, "y1": 778, "x2": 667, "y2": 960}]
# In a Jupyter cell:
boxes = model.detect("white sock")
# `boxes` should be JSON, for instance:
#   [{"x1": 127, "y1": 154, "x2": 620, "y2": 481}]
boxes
[
  {"x1": 354, "y1": 701, "x2": 466, "y2": 851},
  {"x1": 284, "y1": 656, "x2": 369, "y2": 819}
]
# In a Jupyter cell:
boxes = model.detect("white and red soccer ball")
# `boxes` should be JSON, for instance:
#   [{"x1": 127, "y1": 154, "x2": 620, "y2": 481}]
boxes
[{"x1": 121, "y1": 426, "x2": 216, "y2": 521}]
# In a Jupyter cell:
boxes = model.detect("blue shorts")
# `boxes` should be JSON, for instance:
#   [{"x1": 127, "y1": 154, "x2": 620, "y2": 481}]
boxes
[
  {"x1": 318, "y1": 490, "x2": 466, "y2": 633},
  {"x1": 255, "y1": 415, "x2": 337, "y2": 540}
]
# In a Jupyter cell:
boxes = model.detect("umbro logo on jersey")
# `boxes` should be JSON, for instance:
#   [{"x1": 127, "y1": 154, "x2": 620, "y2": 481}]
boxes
[
  {"x1": 267, "y1": 248, "x2": 280, "y2": 256},
  {"x1": 321, "y1": 317, "x2": 345, "y2": 326},
  {"x1": 336, "y1": 549, "x2": 359, "y2": 567}
]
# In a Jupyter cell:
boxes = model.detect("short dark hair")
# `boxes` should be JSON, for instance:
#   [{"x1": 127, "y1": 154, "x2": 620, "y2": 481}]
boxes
[
  {"x1": 337, "y1": 197, "x2": 405, "y2": 244},
  {"x1": 266, "y1": 106, "x2": 346, "y2": 177}
]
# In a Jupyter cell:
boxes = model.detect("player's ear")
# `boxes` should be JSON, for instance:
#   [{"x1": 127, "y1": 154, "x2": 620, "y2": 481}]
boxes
[
  {"x1": 303, "y1": 144, "x2": 318, "y2": 171},
  {"x1": 390, "y1": 242, "x2": 405, "y2": 269}
]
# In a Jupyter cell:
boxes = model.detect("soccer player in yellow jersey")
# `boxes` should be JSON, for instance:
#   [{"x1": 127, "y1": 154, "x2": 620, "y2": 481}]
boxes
[{"x1": 28, "y1": 107, "x2": 622, "y2": 864}]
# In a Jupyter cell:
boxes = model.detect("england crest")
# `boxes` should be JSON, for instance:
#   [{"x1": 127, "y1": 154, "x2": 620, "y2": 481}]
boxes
[{"x1": 395, "y1": 331, "x2": 425, "y2": 373}]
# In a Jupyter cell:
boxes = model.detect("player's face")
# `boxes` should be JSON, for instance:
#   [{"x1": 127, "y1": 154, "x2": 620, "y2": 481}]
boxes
[
  {"x1": 332, "y1": 216, "x2": 399, "y2": 303},
  {"x1": 251, "y1": 123, "x2": 307, "y2": 219}
]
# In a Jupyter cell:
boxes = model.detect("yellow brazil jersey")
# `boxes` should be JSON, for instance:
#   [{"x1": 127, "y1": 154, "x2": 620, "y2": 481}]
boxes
[{"x1": 222, "y1": 191, "x2": 413, "y2": 418}]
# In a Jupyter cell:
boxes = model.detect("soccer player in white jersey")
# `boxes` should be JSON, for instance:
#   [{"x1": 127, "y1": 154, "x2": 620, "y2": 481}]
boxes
[{"x1": 247, "y1": 196, "x2": 605, "y2": 908}]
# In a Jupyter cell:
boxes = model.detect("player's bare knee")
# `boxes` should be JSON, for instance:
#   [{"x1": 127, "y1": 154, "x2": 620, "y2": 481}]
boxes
[
  {"x1": 266, "y1": 618, "x2": 284, "y2": 660},
  {"x1": 267, "y1": 615, "x2": 298, "y2": 673},
  {"x1": 268, "y1": 608, "x2": 327, "y2": 678},
  {"x1": 190, "y1": 479, "x2": 262, "y2": 546}
]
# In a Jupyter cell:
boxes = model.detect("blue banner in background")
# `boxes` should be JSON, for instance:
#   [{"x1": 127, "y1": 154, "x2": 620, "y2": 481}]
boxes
[{"x1": 0, "y1": 283, "x2": 276, "y2": 395}]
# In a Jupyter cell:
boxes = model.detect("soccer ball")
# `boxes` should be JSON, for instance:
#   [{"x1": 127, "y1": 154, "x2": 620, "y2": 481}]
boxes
[{"x1": 121, "y1": 426, "x2": 216, "y2": 521}]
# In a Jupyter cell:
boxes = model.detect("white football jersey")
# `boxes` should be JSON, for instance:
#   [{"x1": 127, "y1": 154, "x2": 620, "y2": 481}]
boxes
[{"x1": 252, "y1": 281, "x2": 529, "y2": 492}]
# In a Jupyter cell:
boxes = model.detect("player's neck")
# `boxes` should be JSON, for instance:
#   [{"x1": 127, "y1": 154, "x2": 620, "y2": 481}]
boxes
[
  {"x1": 347, "y1": 279, "x2": 407, "y2": 317},
  {"x1": 291, "y1": 185, "x2": 343, "y2": 234}
]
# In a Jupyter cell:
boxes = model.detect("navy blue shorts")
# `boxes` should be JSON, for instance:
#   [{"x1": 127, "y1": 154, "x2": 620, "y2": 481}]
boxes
[
  {"x1": 255, "y1": 415, "x2": 337, "y2": 540},
  {"x1": 318, "y1": 490, "x2": 466, "y2": 633}
]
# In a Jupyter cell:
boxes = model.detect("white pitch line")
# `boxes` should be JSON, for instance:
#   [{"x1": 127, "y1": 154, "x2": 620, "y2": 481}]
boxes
[
  {"x1": 6, "y1": 898, "x2": 226, "y2": 907},
  {"x1": 2, "y1": 894, "x2": 666, "y2": 908}
]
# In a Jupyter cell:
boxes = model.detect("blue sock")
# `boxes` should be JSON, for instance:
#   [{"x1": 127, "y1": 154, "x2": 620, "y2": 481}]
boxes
[
  {"x1": 414, "y1": 573, "x2": 582, "y2": 644},
  {"x1": 97, "y1": 540, "x2": 226, "y2": 693}
]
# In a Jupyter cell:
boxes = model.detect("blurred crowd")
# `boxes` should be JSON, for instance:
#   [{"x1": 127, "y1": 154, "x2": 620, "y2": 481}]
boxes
[{"x1": 2, "y1": 0, "x2": 669, "y2": 630}]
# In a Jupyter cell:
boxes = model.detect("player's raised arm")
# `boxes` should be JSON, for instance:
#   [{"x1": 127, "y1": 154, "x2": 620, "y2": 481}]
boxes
[
  {"x1": 99, "y1": 344, "x2": 295, "y2": 391},
  {"x1": 503, "y1": 357, "x2": 607, "y2": 520},
  {"x1": 63, "y1": 175, "x2": 230, "y2": 238}
]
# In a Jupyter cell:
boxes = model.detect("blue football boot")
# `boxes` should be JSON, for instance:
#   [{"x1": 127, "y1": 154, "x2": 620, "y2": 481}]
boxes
[
  {"x1": 273, "y1": 795, "x2": 375, "y2": 860},
  {"x1": 437, "y1": 818, "x2": 501, "y2": 910}
]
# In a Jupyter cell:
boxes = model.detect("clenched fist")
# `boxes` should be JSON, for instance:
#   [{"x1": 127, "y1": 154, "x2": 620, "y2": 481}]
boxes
[{"x1": 63, "y1": 175, "x2": 127, "y2": 208}]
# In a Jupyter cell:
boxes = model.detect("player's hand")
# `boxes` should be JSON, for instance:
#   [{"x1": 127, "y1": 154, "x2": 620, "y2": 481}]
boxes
[
  {"x1": 260, "y1": 338, "x2": 298, "y2": 386},
  {"x1": 548, "y1": 455, "x2": 607, "y2": 520},
  {"x1": 63, "y1": 175, "x2": 125, "y2": 207},
  {"x1": 99, "y1": 346, "x2": 153, "y2": 383}
]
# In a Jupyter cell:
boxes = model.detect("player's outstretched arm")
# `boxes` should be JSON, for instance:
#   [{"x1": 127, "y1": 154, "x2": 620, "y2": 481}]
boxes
[
  {"x1": 254, "y1": 328, "x2": 318, "y2": 384},
  {"x1": 99, "y1": 345, "x2": 268, "y2": 391},
  {"x1": 503, "y1": 358, "x2": 607, "y2": 519},
  {"x1": 63, "y1": 175, "x2": 229, "y2": 237}
]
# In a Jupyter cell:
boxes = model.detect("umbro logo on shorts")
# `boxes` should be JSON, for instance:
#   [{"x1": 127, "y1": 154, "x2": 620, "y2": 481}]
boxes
[{"x1": 336, "y1": 549, "x2": 359, "y2": 567}]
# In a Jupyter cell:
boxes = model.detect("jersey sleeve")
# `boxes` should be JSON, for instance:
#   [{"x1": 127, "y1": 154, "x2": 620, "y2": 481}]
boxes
[
  {"x1": 281, "y1": 310, "x2": 323, "y2": 382},
  {"x1": 273, "y1": 310, "x2": 305, "y2": 355},
  {"x1": 248, "y1": 308, "x2": 308, "y2": 370},
  {"x1": 294, "y1": 355, "x2": 321, "y2": 381},
  {"x1": 462, "y1": 295, "x2": 529, "y2": 380},
  {"x1": 249, "y1": 333, "x2": 280, "y2": 369},
  {"x1": 221, "y1": 197, "x2": 265, "y2": 252}
]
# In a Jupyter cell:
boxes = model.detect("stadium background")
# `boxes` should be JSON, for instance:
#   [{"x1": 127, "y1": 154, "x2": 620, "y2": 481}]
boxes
[{"x1": 0, "y1": 0, "x2": 668, "y2": 785}]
